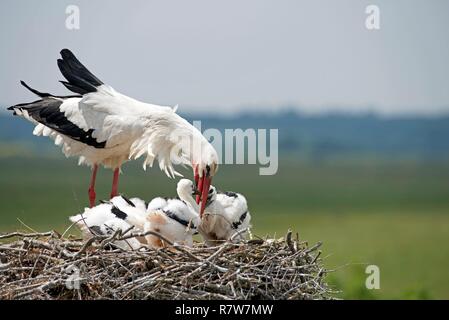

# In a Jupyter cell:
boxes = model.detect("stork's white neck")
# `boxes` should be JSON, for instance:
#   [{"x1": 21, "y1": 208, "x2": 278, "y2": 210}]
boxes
[{"x1": 177, "y1": 186, "x2": 199, "y2": 213}]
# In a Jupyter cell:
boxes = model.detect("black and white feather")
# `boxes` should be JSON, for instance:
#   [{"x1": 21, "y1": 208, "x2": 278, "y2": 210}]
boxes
[
  {"x1": 143, "y1": 195, "x2": 201, "y2": 248},
  {"x1": 69, "y1": 200, "x2": 142, "y2": 250},
  {"x1": 8, "y1": 49, "x2": 218, "y2": 176},
  {"x1": 176, "y1": 179, "x2": 251, "y2": 245},
  {"x1": 70, "y1": 193, "x2": 200, "y2": 249}
]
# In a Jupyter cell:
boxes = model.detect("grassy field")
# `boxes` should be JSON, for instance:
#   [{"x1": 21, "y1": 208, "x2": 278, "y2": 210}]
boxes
[{"x1": 1, "y1": 156, "x2": 449, "y2": 299}]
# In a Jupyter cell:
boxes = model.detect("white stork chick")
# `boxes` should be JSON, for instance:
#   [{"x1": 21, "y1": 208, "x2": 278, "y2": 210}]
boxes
[
  {"x1": 105, "y1": 194, "x2": 200, "y2": 248},
  {"x1": 144, "y1": 198, "x2": 200, "y2": 249},
  {"x1": 70, "y1": 194, "x2": 199, "y2": 249},
  {"x1": 9, "y1": 49, "x2": 218, "y2": 210},
  {"x1": 109, "y1": 194, "x2": 200, "y2": 248},
  {"x1": 128, "y1": 197, "x2": 148, "y2": 212},
  {"x1": 109, "y1": 194, "x2": 201, "y2": 248},
  {"x1": 176, "y1": 179, "x2": 251, "y2": 246},
  {"x1": 146, "y1": 197, "x2": 169, "y2": 213},
  {"x1": 69, "y1": 201, "x2": 142, "y2": 250}
]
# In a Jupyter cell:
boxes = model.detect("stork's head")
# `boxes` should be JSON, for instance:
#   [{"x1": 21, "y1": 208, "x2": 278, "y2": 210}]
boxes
[
  {"x1": 205, "y1": 185, "x2": 217, "y2": 207},
  {"x1": 177, "y1": 178, "x2": 217, "y2": 210},
  {"x1": 176, "y1": 178, "x2": 200, "y2": 199},
  {"x1": 193, "y1": 144, "x2": 219, "y2": 217}
]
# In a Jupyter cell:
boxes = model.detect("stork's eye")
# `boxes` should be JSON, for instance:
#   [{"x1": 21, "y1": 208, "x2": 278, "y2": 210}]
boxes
[{"x1": 209, "y1": 188, "x2": 214, "y2": 194}]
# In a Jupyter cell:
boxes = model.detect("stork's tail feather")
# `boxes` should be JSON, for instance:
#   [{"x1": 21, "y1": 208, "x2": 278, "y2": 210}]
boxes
[{"x1": 57, "y1": 48, "x2": 104, "y2": 95}]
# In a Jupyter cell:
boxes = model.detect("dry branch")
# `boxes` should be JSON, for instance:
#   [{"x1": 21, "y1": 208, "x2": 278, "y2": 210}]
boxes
[{"x1": 0, "y1": 230, "x2": 334, "y2": 300}]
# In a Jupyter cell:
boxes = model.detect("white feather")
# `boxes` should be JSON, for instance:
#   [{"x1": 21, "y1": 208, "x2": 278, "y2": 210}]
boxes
[
  {"x1": 14, "y1": 83, "x2": 218, "y2": 176},
  {"x1": 70, "y1": 201, "x2": 143, "y2": 250},
  {"x1": 175, "y1": 179, "x2": 251, "y2": 245}
]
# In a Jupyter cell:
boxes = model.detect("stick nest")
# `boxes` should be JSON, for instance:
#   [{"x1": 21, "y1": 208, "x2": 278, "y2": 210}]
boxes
[{"x1": 0, "y1": 229, "x2": 333, "y2": 300}]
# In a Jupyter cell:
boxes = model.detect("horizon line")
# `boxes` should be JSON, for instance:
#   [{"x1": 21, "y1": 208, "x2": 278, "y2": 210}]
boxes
[{"x1": 1, "y1": 104, "x2": 449, "y2": 120}]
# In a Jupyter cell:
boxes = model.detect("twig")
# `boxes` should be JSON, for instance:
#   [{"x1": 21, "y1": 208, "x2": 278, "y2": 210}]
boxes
[{"x1": 0, "y1": 229, "x2": 332, "y2": 300}]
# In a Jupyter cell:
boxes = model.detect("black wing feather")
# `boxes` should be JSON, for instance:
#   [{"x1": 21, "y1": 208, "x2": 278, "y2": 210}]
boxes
[
  {"x1": 57, "y1": 49, "x2": 104, "y2": 95},
  {"x1": 10, "y1": 81, "x2": 81, "y2": 100},
  {"x1": 120, "y1": 195, "x2": 136, "y2": 208},
  {"x1": 19, "y1": 80, "x2": 51, "y2": 98},
  {"x1": 8, "y1": 97, "x2": 106, "y2": 148},
  {"x1": 111, "y1": 206, "x2": 128, "y2": 220}
]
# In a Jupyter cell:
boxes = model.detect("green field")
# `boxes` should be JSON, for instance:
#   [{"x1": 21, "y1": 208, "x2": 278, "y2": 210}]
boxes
[{"x1": 1, "y1": 156, "x2": 449, "y2": 299}]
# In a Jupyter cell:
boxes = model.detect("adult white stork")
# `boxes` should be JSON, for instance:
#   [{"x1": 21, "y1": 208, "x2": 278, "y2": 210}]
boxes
[{"x1": 8, "y1": 49, "x2": 218, "y2": 213}]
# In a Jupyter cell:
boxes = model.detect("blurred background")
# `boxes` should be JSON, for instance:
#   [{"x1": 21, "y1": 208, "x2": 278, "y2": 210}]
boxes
[{"x1": 1, "y1": 0, "x2": 448, "y2": 299}]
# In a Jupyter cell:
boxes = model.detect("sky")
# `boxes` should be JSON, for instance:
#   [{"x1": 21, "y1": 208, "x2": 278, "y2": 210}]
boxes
[{"x1": 0, "y1": 0, "x2": 448, "y2": 116}]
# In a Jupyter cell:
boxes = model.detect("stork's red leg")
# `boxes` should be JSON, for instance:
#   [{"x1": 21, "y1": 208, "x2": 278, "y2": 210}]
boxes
[
  {"x1": 88, "y1": 164, "x2": 98, "y2": 208},
  {"x1": 110, "y1": 168, "x2": 120, "y2": 199}
]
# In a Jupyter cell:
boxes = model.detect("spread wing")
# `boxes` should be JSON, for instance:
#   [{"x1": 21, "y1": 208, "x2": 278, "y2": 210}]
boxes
[{"x1": 9, "y1": 49, "x2": 194, "y2": 177}]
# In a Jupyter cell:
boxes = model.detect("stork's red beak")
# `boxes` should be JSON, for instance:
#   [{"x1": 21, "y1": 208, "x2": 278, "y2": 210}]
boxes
[
  {"x1": 194, "y1": 166, "x2": 200, "y2": 189},
  {"x1": 193, "y1": 166, "x2": 212, "y2": 217},
  {"x1": 199, "y1": 175, "x2": 211, "y2": 217},
  {"x1": 195, "y1": 167, "x2": 201, "y2": 205}
]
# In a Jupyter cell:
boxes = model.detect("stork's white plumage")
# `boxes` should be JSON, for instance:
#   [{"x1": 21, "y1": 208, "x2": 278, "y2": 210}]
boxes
[
  {"x1": 9, "y1": 49, "x2": 218, "y2": 210},
  {"x1": 176, "y1": 179, "x2": 251, "y2": 245},
  {"x1": 69, "y1": 201, "x2": 142, "y2": 250},
  {"x1": 146, "y1": 197, "x2": 169, "y2": 213},
  {"x1": 70, "y1": 194, "x2": 200, "y2": 249},
  {"x1": 112, "y1": 194, "x2": 201, "y2": 248},
  {"x1": 128, "y1": 197, "x2": 148, "y2": 212},
  {"x1": 144, "y1": 197, "x2": 200, "y2": 248}
]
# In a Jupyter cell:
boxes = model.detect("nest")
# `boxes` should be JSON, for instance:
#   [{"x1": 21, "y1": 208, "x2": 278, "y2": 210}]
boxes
[{"x1": 0, "y1": 229, "x2": 333, "y2": 300}]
